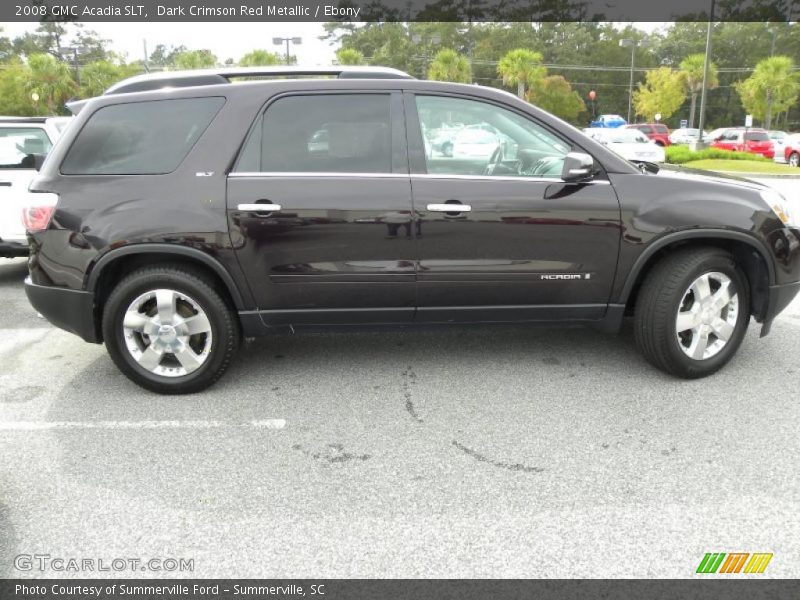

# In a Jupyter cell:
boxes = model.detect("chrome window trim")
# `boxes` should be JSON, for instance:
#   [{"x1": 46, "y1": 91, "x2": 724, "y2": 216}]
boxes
[{"x1": 228, "y1": 171, "x2": 611, "y2": 185}]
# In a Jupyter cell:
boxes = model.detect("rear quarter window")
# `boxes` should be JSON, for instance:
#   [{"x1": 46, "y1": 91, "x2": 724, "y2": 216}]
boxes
[{"x1": 60, "y1": 97, "x2": 225, "y2": 175}]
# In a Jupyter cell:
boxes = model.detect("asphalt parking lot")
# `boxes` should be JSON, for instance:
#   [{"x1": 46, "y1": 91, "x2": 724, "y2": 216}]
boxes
[{"x1": 1, "y1": 252, "x2": 799, "y2": 580}]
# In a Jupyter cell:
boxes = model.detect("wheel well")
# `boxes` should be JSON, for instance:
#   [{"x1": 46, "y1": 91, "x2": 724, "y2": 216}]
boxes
[
  {"x1": 90, "y1": 253, "x2": 240, "y2": 342},
  {"x1": 624, "y1": 239, "x2": 770, "y2": 320}
]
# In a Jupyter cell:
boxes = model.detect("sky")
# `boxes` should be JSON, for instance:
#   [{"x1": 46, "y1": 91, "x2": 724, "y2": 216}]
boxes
[
  {"x1": 0, "y1": 22, "x2": 337, "y2": 64},
  {"x1": 0, "y1": 22, "x2": 667, "y2": 66}
]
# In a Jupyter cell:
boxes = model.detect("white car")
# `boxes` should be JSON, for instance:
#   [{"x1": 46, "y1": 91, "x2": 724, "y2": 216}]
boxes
[
  {"x1": 769, "y1": 130, "x2": 789, "y2": 163},
  {"x1": 451, "y1": 127, "x2": 501, "y2": 159},
  {"x1": 0, "y1": 117, "x2": 68, "y2": 257},
  {"x1": 669, "y1": 128, "x2": 709, "y2": 145},
  {"x1": 583, "y1": 127, "x2": 665, "y2": 163}
]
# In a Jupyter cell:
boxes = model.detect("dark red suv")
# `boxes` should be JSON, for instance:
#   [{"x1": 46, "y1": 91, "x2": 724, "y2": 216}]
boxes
[{"x1": 625, "y1": 123, "x2": 671, "y2": 146}]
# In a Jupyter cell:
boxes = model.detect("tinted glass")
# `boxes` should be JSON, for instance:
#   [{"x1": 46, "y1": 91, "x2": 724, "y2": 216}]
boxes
[
  {"x1": 745, "y1": 131, "x2": 769, "y2": 141},
  {"x1": 237, "y1": 94, "x2": 392, "y2": 173},
  {"x1": 61, "y1": 97, "x2": 224, "y2": 175},
  {"x1": 654, "y1": 125, "x2": 668, "y2": 133},
  {"x1": 415, "y1": 95, "x2": 571, "y2": 179},
  {"x1": 0, "y1": 127, "x2": 52, "y2": 169}
]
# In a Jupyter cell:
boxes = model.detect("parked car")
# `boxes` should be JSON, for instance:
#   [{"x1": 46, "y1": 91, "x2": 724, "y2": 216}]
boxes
[
  {"x1": 588, "y1": 114, "x2": 627, "y2": 128},
  {"x1": 669, "y1": 128, "x2": 709, "y2": 145},
  {"x1": 0, "y1": 116, "x2": 67, "y2": 258},
  {"x1": 711, "y1": 128, "x2": 775, "y2": 159},
  {"x1": 768, "y1": 130, "x2": 789, "y2": 163},
  {"x1": 24, "y1": 66, "x2": 800, "y2": 393},
  {"x1": 784, "y1": 133, "x2": 800, "y2": 167},
  {"x1": 583, "y1": 128, "x2": 666, "y2": 163},
  {"x1": 625, "y1": 123, "x2": 671, "y2": 146}
]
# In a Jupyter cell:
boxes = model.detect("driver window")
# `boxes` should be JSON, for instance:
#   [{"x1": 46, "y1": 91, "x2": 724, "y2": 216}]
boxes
[{"x1": 414, "y1": 95, "x2": 571, "y2": 179}]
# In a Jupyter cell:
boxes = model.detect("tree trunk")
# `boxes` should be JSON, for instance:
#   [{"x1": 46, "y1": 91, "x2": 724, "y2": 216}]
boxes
[
  {"x1": 689, "y1": 93, "x2": 697, "y2": 129},
  {"x1": 517, "y1": 80, "x2": 525, "y2": 99},
  {"x1": 765, "y1": 90, "x2": 773, "y2": 130}
]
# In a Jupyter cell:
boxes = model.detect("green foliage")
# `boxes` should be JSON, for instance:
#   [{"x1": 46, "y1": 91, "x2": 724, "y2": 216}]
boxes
[
  {"x1": 239, "y1": 50, "x2": 283, "y2": 66},
  {"x1": 633, "y1": 67, "x2": 685, "y2": 122},
  {"x1": 528, "y1": 75, "x2": 586, "y2": 124},
  {"x1": 664, "y1": 145, "x2": 769, "y2": 164},
  {"x1": 173, "y1": 50, "x2": 217, "y2": 70},
  {"x1": 26, "y1": 53, "x2": 76, "y2": 114},
  {"x1": 79, "y1": 60, "x2": 122, "y2": 98},
  {"x1": 427, "y1": 49, "x2": 472, "y2": 83},
  {"x1": 497, "y1": 48, "x2": 546, "y2": 98},
  {"x1": 735, "y1": 56, "x2": 799, "y2": 128},
  {"x1": 0, "y1": 59, "x2": 40, "y2": 116},
  {"x1": 679, "y1": 53, "x2": 718, "y2": 128},
  {"x1": 335, "y1": 48, "x2": 366, "y2": 66}
]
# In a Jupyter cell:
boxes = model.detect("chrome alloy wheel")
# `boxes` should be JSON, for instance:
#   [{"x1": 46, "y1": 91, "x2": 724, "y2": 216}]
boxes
[
  {"x1": 675, "y1": 272, "x2": 739, "y2": 361},
  {"x1": 122, "y1": 289, "x2": 213, "y2": 377}
]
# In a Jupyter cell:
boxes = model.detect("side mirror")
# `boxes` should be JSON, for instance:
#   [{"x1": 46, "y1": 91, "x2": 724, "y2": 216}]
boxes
[{"x1": 561, "y1": 152, "x2": 594, "y2": 182}]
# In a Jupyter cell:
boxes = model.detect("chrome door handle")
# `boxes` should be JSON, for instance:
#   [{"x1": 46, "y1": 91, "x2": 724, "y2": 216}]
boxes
[
  {"x1": 237, "y1": 203, "x2": 281, "y2": 212},
  {"x1": 427, "y1": 203, "x2": 471, "y2": 212}
]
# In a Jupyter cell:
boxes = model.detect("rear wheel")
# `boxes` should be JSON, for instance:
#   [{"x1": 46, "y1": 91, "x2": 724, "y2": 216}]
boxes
[
  {"x1": 789, "y1": 152, "x2": 799, "y2": 167},
  {"x1": 634, "y1": 248, "x2": 750, "y2": 378},
  {"x1": 102, "y1": 266, "x2": 240, "y2": 394}
]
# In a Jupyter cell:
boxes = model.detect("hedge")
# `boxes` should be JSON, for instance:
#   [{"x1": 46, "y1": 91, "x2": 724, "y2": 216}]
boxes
[{"x1": 664, "y1": 145, "x2": 770, "y2": 165}]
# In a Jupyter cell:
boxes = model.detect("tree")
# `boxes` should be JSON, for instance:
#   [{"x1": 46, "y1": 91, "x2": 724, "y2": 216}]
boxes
[
  {"x1": 427, "y1": 49, "x2": 472, "y2": 83},
  {"x1": 336, "y1": 47, "x2": 366, "y2": 65},
  {"x1": 735, "y1": 56, "x2": 799, "y2": 129},
  {"x1": 149, "y1": 44, "x2": 187, "y2": 66},
  {"x1": 633, "y1": 67, "x2": 685, "y2": 122},
  {"x1": 528, "y1": 75, "x2": 586, "y2": 124},
  {"x1": 239, "y1": 49, "x2": 283, "y2": 66},
  {"x1": 79, "y1": 60, "x2": 123, "y2": 98},
  {"x1": 173, "y1": 49, "x2": 217, "y2": 70},
  {"x1": 0, "y1": 59, "x2": 38, "y2": 115},
  {"x1": 26, "y1": 53, "x2": 76, "y2": 114},
  {"x1": 679, "y1": 53, "x2": 718, "y2": 128},
  {"x1": 497, "y1": 48, "x2": 546, "y2": 98}
]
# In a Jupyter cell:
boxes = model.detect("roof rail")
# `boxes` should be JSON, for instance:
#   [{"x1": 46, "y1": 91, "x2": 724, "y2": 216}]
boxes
[{"x1": 104, "y1": 66, "x2": 414, "y2": 95}]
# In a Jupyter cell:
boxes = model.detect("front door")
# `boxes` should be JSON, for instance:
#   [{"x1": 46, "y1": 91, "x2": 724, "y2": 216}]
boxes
[
  {"x1": 227, "y1": 91, "x2": 416, "y2": 326},
  {"x1": 406, "y1": 93, "x2": 622, "y2": 323}
]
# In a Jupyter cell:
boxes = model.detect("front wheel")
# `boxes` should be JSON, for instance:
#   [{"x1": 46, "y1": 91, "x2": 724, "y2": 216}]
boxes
[
  {"x1": 102, "y1": 266, "x2": 240, "y2": 394},
  {"x1": 634, "y1": 248, "x2": 750, "y2": 379},
  {"x1": 789, "y1": 152, "x2": 800, "y2": 168}
]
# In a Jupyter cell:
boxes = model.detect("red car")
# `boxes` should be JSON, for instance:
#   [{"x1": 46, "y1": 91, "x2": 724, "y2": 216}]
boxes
[
  {"x1": 711, "y1": 128, "x2": 775, "y2": 159},
  {"x1": 625, "y1": 123, "x2": 671, "y2": 146},
  {"x1": 784, "y1": 134, "x2": 800, "y2": 167}
]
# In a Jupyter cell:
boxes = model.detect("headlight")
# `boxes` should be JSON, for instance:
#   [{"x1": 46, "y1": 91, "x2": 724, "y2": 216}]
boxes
[{"x1": 761, "y1": 189, "x2": 798, "y2": 227}]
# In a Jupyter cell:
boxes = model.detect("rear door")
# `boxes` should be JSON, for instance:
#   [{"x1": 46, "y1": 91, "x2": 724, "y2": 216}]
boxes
[
  {"x1": 0, "y1": 125, "x2": 53, "y2": 242},
  {"x1": 406, "y1": 93, "x2": 621, "y2": 323},
  {"x1": 227, "y1": 91, "x2": 416, "y2": 326}
]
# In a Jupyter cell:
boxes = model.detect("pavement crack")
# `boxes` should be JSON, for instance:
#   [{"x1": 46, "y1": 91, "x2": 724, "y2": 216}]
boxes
[
  {"x1": 452, "y1": 440, "x2": 545, "y2": 474},
  {"x1": 402, "y1": 366, "x2": 423, "y2": 423}
]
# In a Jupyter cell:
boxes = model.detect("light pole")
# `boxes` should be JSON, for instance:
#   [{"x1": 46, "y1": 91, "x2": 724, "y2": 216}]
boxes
[
  {"x1": 272, "y1": 37, "x2": 302, "y2": 64},
  {"x1": 619, "y1": 37, "x2": 649, "y2": 124},
  {"x1": 411, "y1": 34, "x2": 441, "y2": 79},
  {"x1": 58, "y1": 45, "x2": 87, "y2": 85},
  {"x1": 696, "y1": 0, "x2": 715, "y2": 146}
]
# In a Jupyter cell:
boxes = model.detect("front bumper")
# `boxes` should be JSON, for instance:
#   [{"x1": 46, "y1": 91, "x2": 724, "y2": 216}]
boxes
[
  {"x1": 24, "y1": 277, "x2": 100, "y2": 343},
  {"x1": 0, "y1": 238, "x2": 28, "y2": 258},
  {"x1": 760, "y1": 280, "x2": 800, "y2": 337}
]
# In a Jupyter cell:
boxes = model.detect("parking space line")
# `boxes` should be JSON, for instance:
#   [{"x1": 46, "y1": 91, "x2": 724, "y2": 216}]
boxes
[{"x1": 0, "y1": 419, "x2": 287, "y2": 431}]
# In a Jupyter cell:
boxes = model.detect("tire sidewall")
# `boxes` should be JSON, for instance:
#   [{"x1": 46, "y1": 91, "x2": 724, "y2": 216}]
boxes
[
  {"x1": 103, "y1": 271, "x2": 233, "y2": 392},
  {"x1": 664, "y1": 255, "x2": 749, "y2": 376}
]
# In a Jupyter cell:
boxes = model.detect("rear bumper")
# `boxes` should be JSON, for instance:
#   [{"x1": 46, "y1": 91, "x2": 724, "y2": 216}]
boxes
[
  {"x1": 761, "y1": 280, "x2": 800, "y2": 337},
  {"x1": 0, "y1": 239, "x2": 28, "y2": 257},
  {"x1": 24, "y1": 277, "x2": 100, "y2": 343}
]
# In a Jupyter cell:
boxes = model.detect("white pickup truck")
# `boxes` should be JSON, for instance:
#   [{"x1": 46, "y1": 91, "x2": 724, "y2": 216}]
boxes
[{"x1": 0, "y1": 116, "x2": 71, "y2": 257}]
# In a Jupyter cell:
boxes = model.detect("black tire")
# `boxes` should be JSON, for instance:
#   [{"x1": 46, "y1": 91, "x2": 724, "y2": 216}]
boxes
[
  {"x1": 102, "y1": 265, "x2": 240, "y2": 394},
  {"x1": 634, "y1": 248, "x2": 750, "y2": 379},
  {"x1": 789, "y1": 152, "x2": 799, "y2": 168}
]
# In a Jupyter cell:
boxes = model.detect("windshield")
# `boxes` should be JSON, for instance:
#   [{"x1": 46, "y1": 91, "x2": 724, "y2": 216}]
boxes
[{"x1": 0, "y1": 127, "x2": 52, "y2": 169}]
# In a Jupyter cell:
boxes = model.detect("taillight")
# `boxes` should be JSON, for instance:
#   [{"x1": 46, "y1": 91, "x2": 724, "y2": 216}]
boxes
[{"x1": 22, "y1": 193, "x2": 59, "y2": 233}]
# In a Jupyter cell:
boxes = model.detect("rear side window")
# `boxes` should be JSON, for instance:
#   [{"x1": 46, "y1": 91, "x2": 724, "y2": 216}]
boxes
[
  {"x1": 61, "y1": 97, "x2": 224, "y2": 175},
  {"x1": 0, "y1": 127, "x2": 52, "y2": 169},
  {"x1": 236, "y1": 94, "x2": 391, "y2": 173},
  {"x1": 654, "y1": 125, "x2": 668, "y2": 133}
]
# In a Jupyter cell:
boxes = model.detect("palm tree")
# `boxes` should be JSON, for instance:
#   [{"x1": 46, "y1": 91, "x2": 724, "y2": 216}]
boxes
[
  {"x1": 25, "y1": 53, "x2": 75, "y2": 114},
  {"x1": 336, "y1": 48, "x2": 366, "y2": 66},
  {"x1": 735, "y1": 56, "x2": 799, "y2": 130},
  {"x1": 679, "y1": 53, "x2": 718, "y2": 129},
  {"x1": 497, "y1": 49, "x2": 546, "y2": 99},
  {"x1": 427, "y1": 49, "x2": 471, "y2": 83}
]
